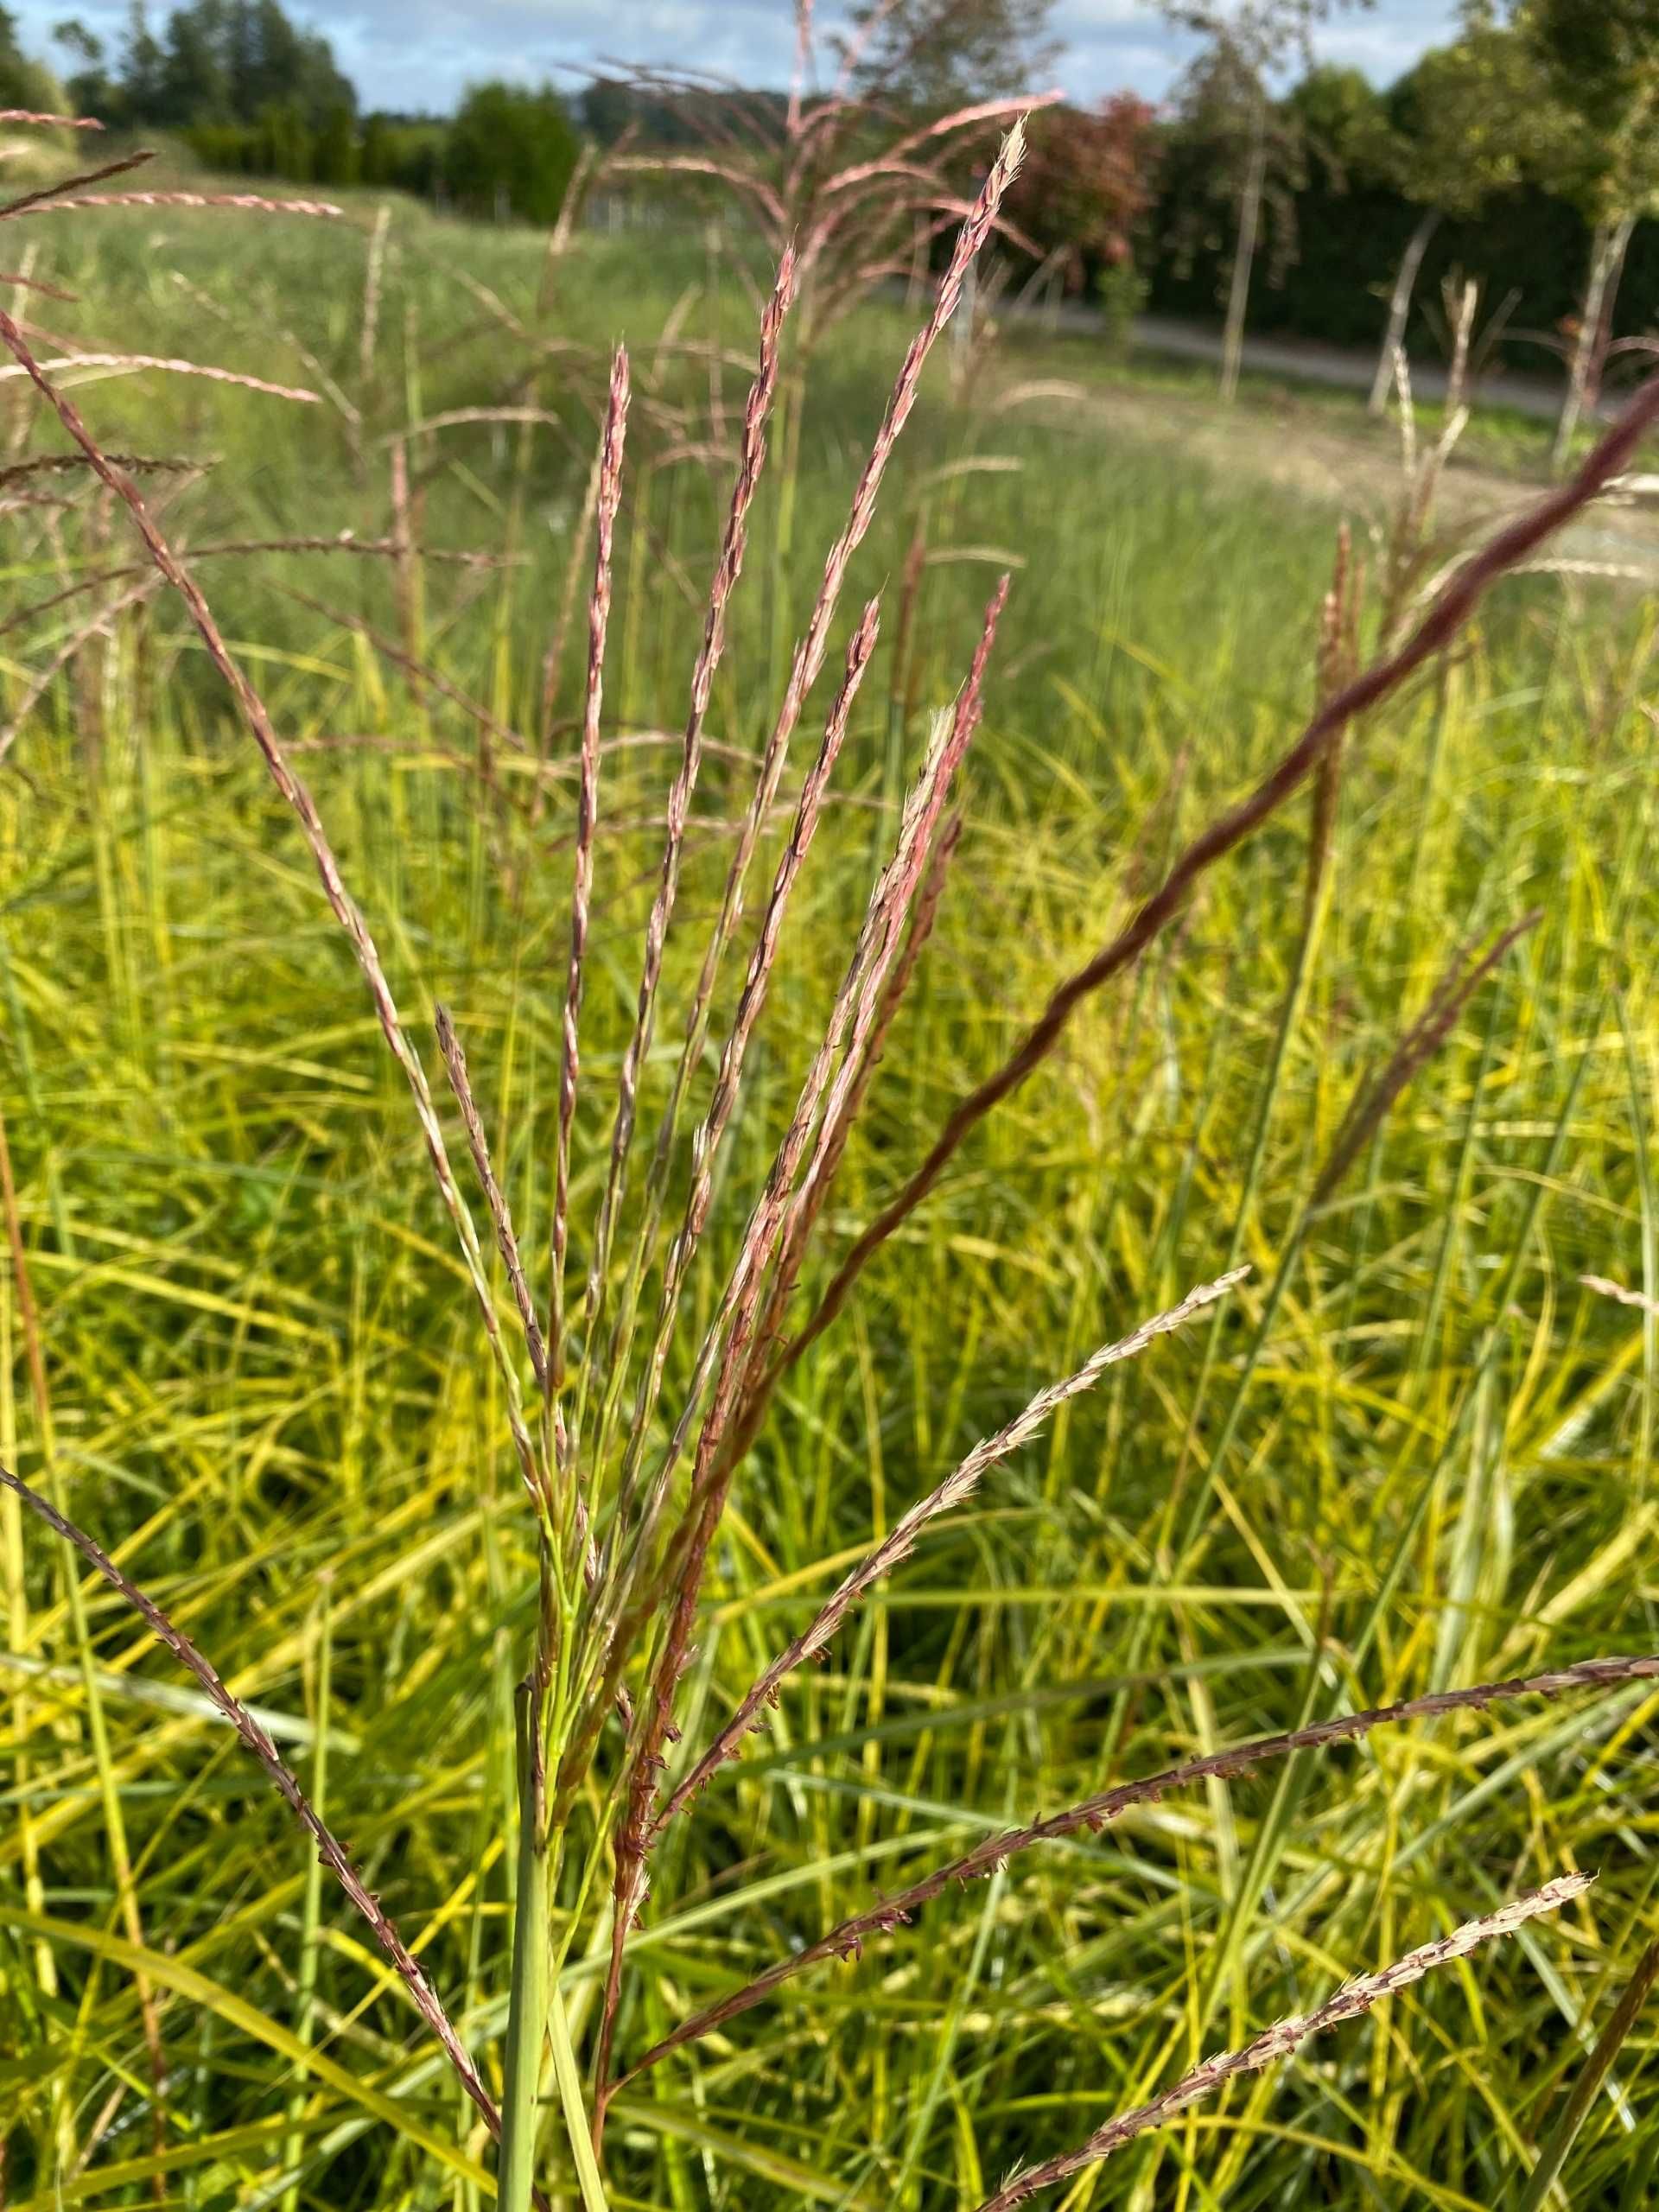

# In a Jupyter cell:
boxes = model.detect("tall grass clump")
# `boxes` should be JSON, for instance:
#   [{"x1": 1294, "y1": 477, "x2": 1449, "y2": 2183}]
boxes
[{"x1": 4, "y1": 102, "x2": 1659, "y2": 2212}]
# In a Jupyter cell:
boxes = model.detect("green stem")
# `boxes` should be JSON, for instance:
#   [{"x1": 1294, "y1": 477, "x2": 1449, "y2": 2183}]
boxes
[
  {"x1": 1517, "y1": 1936, "x2": 1659, "y2": 2212},
  {"x1": 498, "y1": 1691, "x2": 550, "y2": 2212},
  {"x1": 282, "y1": 1579, "x2": 333, "y2": 2212},
  {"x1": 548, "y1": 1980, "x2": 611, "y2": 2212}
]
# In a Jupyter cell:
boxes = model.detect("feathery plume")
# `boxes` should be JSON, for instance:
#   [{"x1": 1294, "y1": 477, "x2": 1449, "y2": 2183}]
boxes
[
  {"x1": 438, "y1": 1007, "x2": 550, "y2": 1395},
  {"x1": 620, "y1": 1655, "x2": 1652, "y2": 2084},
  {"x1": 0, "y1": 350, "x2": 321, "y2": 403},
  {"x1": 779, "y1": 372, "x2": 1659, "y2": 1380},
  {"x1": 549, "y1": 344, "x2": 630, "y2": 1454},
  {"x1": 655, "y1": 1267, "x2": 1248, "y2": 1827},
  {"x1": 970, "y1": 1876, "x2": 1592, "y2": 2212},
  {"x1": 20, "y1": 190, "x2": 346, "y2": 219},
  {"x1": 566, "y1": 597, "x2": 884, "y2": 1797},
  {"x1": 580, "y1": 129, "x2": 1028, "y2": 1516},
  {"x1": 589, "y1": 603, "x2": 884, "y2": 2113},
  {"x1": 0, "y1": 107, "x2": 103, "y2": 128},
  {"x1": 0, "y1": 1459, "x2": 503, "y2": 2140},
  {"x1": 575, "y1": 251, "x2": 795, "y2": 1465},
  {"x1": 0, "y1": 308, "x2": 542, "y2": 1508},
  {"x1": 1582, "y1": 1273, "x2": 1659, "y2": 1319}
]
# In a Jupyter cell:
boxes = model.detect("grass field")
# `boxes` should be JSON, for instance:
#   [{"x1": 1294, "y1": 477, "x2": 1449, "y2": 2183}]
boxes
[{"x1": 3, "y1": 167, "x2": 1659, "y2": 2209}]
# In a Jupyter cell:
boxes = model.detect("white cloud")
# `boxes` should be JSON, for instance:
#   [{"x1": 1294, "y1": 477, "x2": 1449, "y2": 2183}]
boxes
[{"x1": 16, "y1": 0, "x2": 1462, "y2": 117}]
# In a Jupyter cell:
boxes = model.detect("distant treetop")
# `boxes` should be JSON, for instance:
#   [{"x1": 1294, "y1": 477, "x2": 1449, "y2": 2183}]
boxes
[
  {"x1": 836, "y1": 0, "x2": 1059, "y2": 108},
  {"x1": 53, "y1": 0, "x2": 355, "y2": 131}
]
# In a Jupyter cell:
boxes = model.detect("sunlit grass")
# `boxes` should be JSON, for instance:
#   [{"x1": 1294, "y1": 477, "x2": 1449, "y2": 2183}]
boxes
[{"x1": 1, "y1": 172, "x2": 1657, "y2": 2207}]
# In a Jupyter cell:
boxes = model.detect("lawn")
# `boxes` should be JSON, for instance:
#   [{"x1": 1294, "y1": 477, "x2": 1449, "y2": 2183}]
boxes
[{"x1": 3, "y1": 168, "x2": 1658, "y2": 2209}]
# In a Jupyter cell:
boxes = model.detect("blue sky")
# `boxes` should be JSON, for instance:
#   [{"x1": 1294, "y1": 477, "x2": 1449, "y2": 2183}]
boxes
[{"x1": 18, "y1": 0, "x2": 1465, "y2": 118}]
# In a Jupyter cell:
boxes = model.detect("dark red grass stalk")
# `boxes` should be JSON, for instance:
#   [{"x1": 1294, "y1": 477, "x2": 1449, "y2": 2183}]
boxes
[
  {"x1": 0, "y1": 1458, "x2": 503, "y2": 2141},
  {"x1": 0, "y1": 148, "x2": 152, "y2": 220},
  {"x1": 969, "y1": 1874, "x2": 1592, "y2": 2212},
  {"x1": 0, "y1": 267, "x2": 78, "y2": 301},
  {"x1": 1312, "y1": 908, "x2": 1541, "y2": 1208},
  {"x1": 186, "y1": 532, "x2": 512, "y2": 567},
  {"x1": 654, "y1": 1266, "x2": 1248, "y2": 1830},
  {"x1": 778, "y1": 371, "x2": 1659, "y2": 1383},
  {"x1": 549, "y1": 345, "x2": 630, "y2": 1462},
  {"x1": 614, "y1": 1650, "x2": 1658, "y2": 2088}
]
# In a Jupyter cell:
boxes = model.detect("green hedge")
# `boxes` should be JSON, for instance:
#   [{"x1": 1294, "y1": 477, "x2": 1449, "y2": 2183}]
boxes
[{"x1": 1143, "y1": 168, "x2": 1655, "y2": 380}]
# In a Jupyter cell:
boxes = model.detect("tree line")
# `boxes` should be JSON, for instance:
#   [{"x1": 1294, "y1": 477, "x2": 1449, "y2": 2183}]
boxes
[
  {"x1": 1145, "y1": 0, "x2": 1659, "y2": 444},
  {"x1": 10, "y1": 0, "x2": 1659, "y2": 437},
  {"x1": 36, "y1": 0, "x2": 582, "y2": 219}
]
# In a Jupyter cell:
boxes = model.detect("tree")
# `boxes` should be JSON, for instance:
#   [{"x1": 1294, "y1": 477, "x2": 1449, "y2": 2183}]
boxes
[
  {"x1": 1007, "y1": 92, "x2": 1160, "y2": 307},
  {"x1": 315, "y1": 99, "x2": 357, "y2": 184},
  {"x1": 69, "y1": 0, "x2": 353, "y2": 131},
  {"x1": 1363, "y1": 16, "x2": 1553, "y2": 415},
  {"x1": 0, "y1": 6, "x2": 64, "y2": 113},
  {"x1": 838, "y1": 0, "x2": 1059, "y2": 110},
  {"x1": 1520, "y1": 0, "x2": 1659, "y2": 463},
  {"x1": 117, "y1": 2, "x2": 166, "y2": 121},
  {"x1": 577, "y1": 77, "x2": 637, "y2": 145},
  {"x1": 360, "y1": 111, "x2": 445, "y2": 195},
  {"x1": 156, "y1": 2, "x2": 232, "y2": 127},
  {"x1": 444, "y1": 83, "x2": 581, "y2": 225},
  {"x1": 1284, "y1": 60, "x2": 1391, "y2": 164},
  {"x1": 1160, "y1": 0, "x2": 1371, "y2": 401},
  {"x1": 226, "y1": 0, "x2": 353, "y2": 129},
  {"x1": 53, "y1": 16, "x2": 116, "y2": 116}
]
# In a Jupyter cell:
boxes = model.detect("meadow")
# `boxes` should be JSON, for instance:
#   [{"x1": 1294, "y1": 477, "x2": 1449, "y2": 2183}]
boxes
[{"x1": 3, "y1": 155, "x2": 1659, "y2": 2211}]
